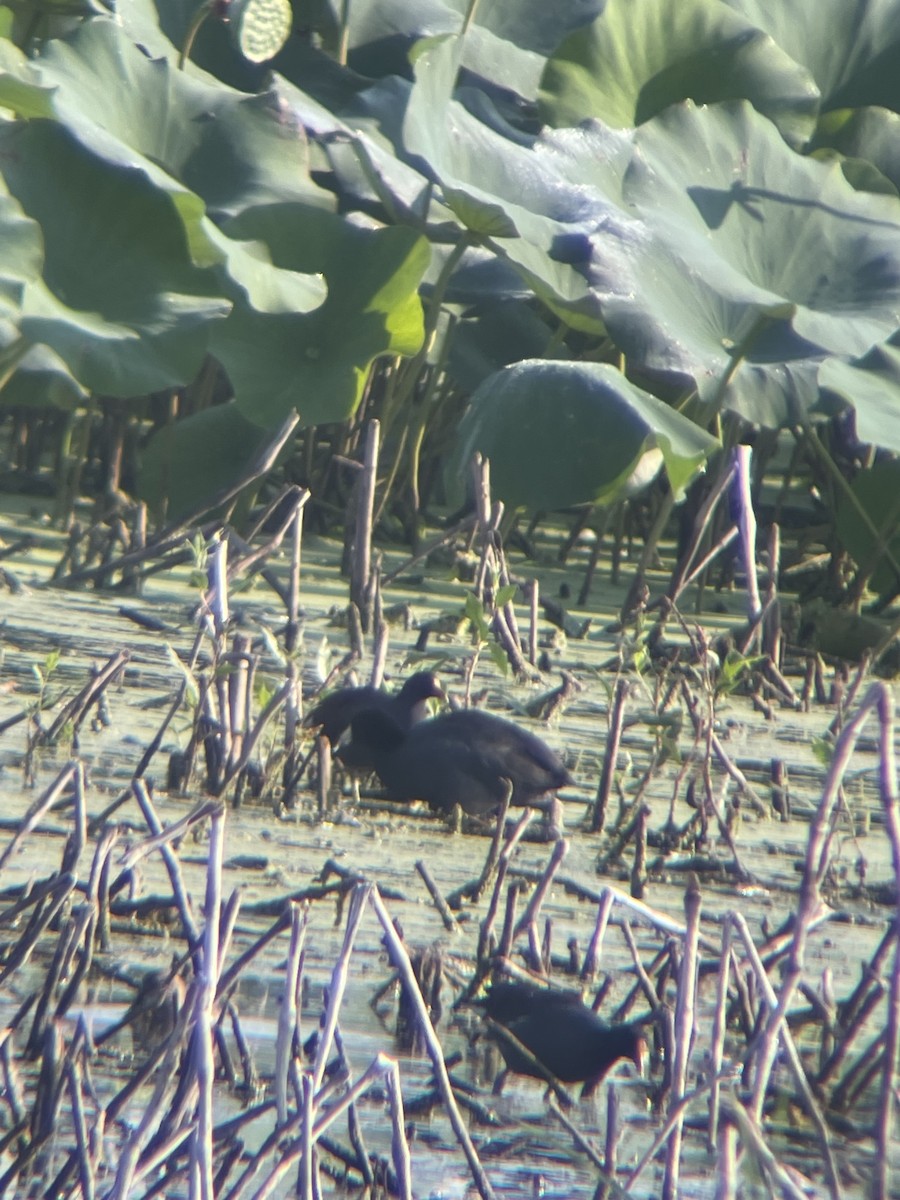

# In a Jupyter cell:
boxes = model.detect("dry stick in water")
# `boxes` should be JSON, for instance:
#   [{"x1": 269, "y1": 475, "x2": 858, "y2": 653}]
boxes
[
  {"x1": 715, "y1": 1117, "x2": 738, "y2": 1200},
  {"x1": 0, "y1": 874, "x2": 76, "y2": 987},
  {"x1": 630, "y1": 804, "x2": 649, "y2": 899},
  {"x1": 662, "y1": 874, "x2": 702, "y2": 1200},
  {"x1": 751, "y1": 684, "x2": 892, "y2": 1122},
  {"x1": 591, "y1": 676, "x2": 629, "y2": 832},
  {"x1": 727, "y1": 911, "x2": 840, "y2": 1200},
  {"x1": 59, "y1": 760, "x2": 87, "y2": 875},
  {"x1": 625, "y1": 1075, "x2": 725, "y2": 1195},
  {"x1": 41, "y1": 649, "x2": 129, "y2": 746},
  {"x1": 476, "y1": 861, "x2": 513, "y2": 968},
  {"x1": 299, "y1": 1072, "x2": 315, "y2": 1200},
  {"x1": 222, "y1": 680, "x2": 291, "y2": 795},
  {"x1": 873, "y1": 683, "x2": 900, "y2": 1200},
  {"x1": 316, "y1": 736, "x2": 332, "y2": 817},
  {"x1": 126, "y1": 787, "x2": 214, "y2": 950},
  {"x1": 0, "y1": 759, "x2": 80, "y2": 869},
  {"x1": 666, "y1": 456, "x2": 737, "y2": 606},
  {"x1": 53, "y1": 411, "x2": 300, "y2": 589},
  {"x1": 722, "y1": 1094, "x2": 811, "y2": 1200},
  {"x1": 680, "y1": 679, "x2": 769, "y2": 817},
  {"x1": 415, "y1": 860, "x2": 460, "y2": 933},
  {"x1": 246, "y1": 1056, "x2": 396, "y2": 1200},
  {"x1": 370, "y1": 887, "x2": 496, "y2": 1200},
  {"x1": 107, "y1": 979, "x2": 198, "y2": 1200},
  {"x1": 66, "y1": 1055, "x2": 95, "y2": 1200},
  {"x1": 225, "y1": 633, "x2": 251, "y2": 777}
]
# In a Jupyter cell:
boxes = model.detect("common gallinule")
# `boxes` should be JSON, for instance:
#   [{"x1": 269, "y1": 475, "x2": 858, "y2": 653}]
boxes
[
  {"x1": 340, "y1": 707, "x2": 573, "y2": 815},
  {"x1": 304, "y1": 671, "x2": 444, "y2": 747},
  {"x1": 478, "y1": 980, "x2": 647, "y2": 1095}
]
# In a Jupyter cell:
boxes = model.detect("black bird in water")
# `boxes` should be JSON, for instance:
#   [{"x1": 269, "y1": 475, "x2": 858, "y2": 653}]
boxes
[
  {"x1": 478, "y1": 980, "x2": 647, "y2": 1095},
  {"x1": 304, "y1": 671, "x2": 444, "y2": 748},
  {"x1": 340, "y1": 707, "x2": 573, "y2": 816}
]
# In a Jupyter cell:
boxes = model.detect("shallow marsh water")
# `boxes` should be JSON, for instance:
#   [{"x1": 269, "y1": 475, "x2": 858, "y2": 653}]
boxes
[{"x1": 0, "y1": 503, "x2": 896, "y2": 1198}]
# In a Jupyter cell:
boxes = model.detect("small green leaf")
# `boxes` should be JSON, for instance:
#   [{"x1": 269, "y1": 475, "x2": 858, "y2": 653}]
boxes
[
  {"x1": 495, "y1": 584, "x2": 518, "y2": 608},
  {"x1": 165, "y1": 644, "x2": 200, "y2": 707},
  {"x1": 811, "y1": 738, "x2": 833, "y2": 767},
  {"x1": 464, "y1": 591, "x2": 489, "y2": 638},
  {"x1": 488, "y1": 640, "x2": 510, "y2": 677}
]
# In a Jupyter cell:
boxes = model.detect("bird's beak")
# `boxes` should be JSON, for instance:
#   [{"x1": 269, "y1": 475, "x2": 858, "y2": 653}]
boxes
[{"x1": 632, "y1": 1032, "x2": 649, "y2": 1078}]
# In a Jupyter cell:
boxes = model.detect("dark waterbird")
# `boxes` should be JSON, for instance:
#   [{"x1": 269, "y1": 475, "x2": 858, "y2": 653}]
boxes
[
  {"x1": 478, "y1": 980, "x2": 647, "y2": 1095},
  {"x1": 304, "y1": 670, "x2": 444, "y2": 747},
  {"x1": 340, "y1": 707, "x2": 573, "y2": 815}
]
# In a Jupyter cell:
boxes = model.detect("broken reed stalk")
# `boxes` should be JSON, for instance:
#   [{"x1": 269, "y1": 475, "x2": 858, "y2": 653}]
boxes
[
  {"x1": 733, "y1": 445, "x2": 762, "y2": 624},
  {"x1": 384, "y1": 1059, "x2": 414, "y2": 1200},
  {"x1": 580, "y1": 887, "x2": 615, "y2": 982},
  {"x1": 591, "y1": 676, "x2": 629, "y2": 832},
  {"x1": 512, "y1": 837, "x2": 568, "y2": 941},
  {"x1": 312, "y1": 885, "x2": 369, "y2": 1092},
  {"x1": 708, "y1": 919, "x2": 733, "y2": 1150},
  {"x1": 619, "y1": 919, "x2": 662, "y2": 1015},
  {"x1": 527, "y1": 578, "x2": 538, "y2": 666},
  {"x1": 350, "y1": 418, "x2": 379, "y2": 630},
  {"x1": 190, "y1": 803, "x2": 226, "y2": 1200},
  {"x1": 370, "y1": 886, "x2": 496, "y2": 1200},
  {"x1": 662, "y1": 874, "x2": 702, "y2": 1200},
  {"x1": 275, "y1": 902, "x2": 308, "y2": 1126}
]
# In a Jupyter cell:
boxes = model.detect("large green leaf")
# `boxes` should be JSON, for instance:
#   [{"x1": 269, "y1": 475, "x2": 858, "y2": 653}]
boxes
[
  {"x1": 810, "y1": 107, "x2": 900, "y2": 195},
  {"x1": 317, "y1": 0, "x2": 603, "y2": 100},
  {"x1": 212, "y1": 205, "x2": 429, "y2": 427},
  {"x1": 0, "y1": 120, "x2": 229, "y2": 396},
  {"x1": 819, "y1": 337, "x2": 900, "y2": 454},
  {"x1": 400, "y1": 35, "x2": 629, "y2": 330},
  {"x1": 26, "y1": 19, "x2": 326, "y2": 219},
  {"x1": 834, "y1": 460, "x2": 900, "y2": 600},
  {"x1": 0, "y1": 19, "x2": 329, "y2": 319},
  {"x1": 538, "y1": 0, "x2": 819, "y2": 147},
  {"x1": 594, "y1": 101, "x2": 900, "y2": 424},
  {"x1": 139, "y1": 403, "x2": 269, "y2": 520},
  {"x1": 0, "y1": 330, "x2": 88, "y2": 409},
  {"x1": 450, "y1": 360, "x2": 718, "y2": 511},
  {"x1": 0, "y1": 182, "x2": 43, "y2": 320},
  {"x1": 723, "y1": 0, "x2": 900, "y2": 114}
]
